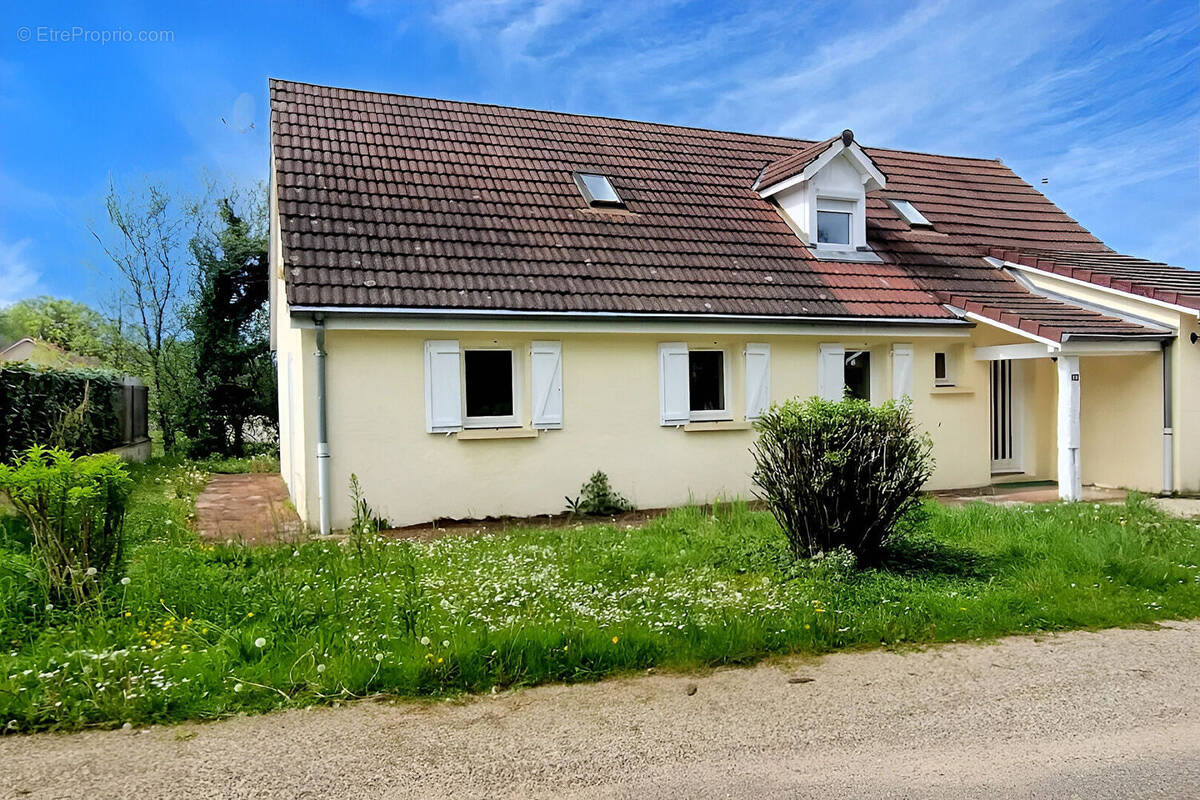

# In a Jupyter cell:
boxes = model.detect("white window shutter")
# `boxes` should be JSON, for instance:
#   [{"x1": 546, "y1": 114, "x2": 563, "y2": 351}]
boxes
[
  {"x1": 424, "y1": 340, "x2": 462, "y2": 432},
  {"x1": 744, "y1": 343, "x2": 771, "y2": 420},
  {"x1": 530, "y1": 340, "x2": 563, "y2": 429},
  {"x1": 892, "y1": 343, "x2": 914, "y2": 400},
  {"x1": 659, "y1": 342, "x2": 690, "y2": 425},
  {"x1": 817, "y1": 344, "x2": 845, "y2": 401}
]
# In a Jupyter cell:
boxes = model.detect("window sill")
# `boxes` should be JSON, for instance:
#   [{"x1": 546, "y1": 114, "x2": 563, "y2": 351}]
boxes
[
  {"x1": 683, "y1": 421, "x2": 754, "y2": 432},
  {"x1": 456, "y1": 427, "x2": 540, "y2": 441},
  {"x1": 930, "y1": 386, "x2": 974, "y2": 396}
]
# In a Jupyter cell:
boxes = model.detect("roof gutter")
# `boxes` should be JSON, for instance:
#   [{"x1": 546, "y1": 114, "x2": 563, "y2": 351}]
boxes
[{"x1": 287, "y1": 305, "x2": 971, "y2": 327}]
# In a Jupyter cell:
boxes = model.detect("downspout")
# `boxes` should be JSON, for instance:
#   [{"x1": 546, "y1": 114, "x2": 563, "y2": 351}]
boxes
[
  {"x1": 1162, "y1": 339, "x2": 1174, "y2": 495},
  {"x1": 314, "y1": 315, "x2": 332, "y2": 535}
]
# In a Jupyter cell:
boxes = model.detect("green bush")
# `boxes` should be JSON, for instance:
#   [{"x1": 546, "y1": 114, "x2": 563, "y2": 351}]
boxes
[
  {"x1": 0, "y1": 446, "x2": 133, "y2": 605},
  {"x1": 565, "y1": 470, "x2": 632, "y2": 516},
  {"x1": 751, "y1": 398, "x2": 934, "y2": 563},
  {"x1": 0, "y1": 363, "x2": 125, "y2": 462}
]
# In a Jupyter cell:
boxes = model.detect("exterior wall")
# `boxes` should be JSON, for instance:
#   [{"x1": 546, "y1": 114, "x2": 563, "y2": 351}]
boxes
[
  {"x1": 1176, "y1": 314, "x2": 1200, "y2": 493},
  {"x1": 1080, "y1": 354, "x2": 1163, "y2": 492},
  {"x1": 293, "y1": 326, "x2": 989, "y2": 530}
]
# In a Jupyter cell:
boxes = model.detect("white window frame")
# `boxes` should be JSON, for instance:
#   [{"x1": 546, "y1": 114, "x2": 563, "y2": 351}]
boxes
[
  {"x1": 814, "y1": 195, "x2": 862, "y2": 251},
  {"x1": 462, "y1": 348, "x2": 521, "y2": 429},
  {"x1": 687, "y1": 348, "x2": 732, "y2": 422},
  {"x1": 934, "y1": 350, "x2": 955, "y2": 386}
]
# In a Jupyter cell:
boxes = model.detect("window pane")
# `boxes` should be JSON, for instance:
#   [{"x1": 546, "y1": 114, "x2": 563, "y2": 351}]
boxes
[
  {"x1": 817, "y1": 210, "x2": 851, "y2": 245},
  {"x1": 578, "y1": 173, "x2": 621, "y2": 204},
  {"x1": 844, "y1": 351, "x2": 870, "y2": 400},
  {"x1": 934, "y1": 352, "x2": 947, "y2": 381},
  {"x1": 464, "y1": 350, "x2": 514, "y2": 418},
  {"x1": 688, "y1": 350, "x2": 725, "y2": 412}
]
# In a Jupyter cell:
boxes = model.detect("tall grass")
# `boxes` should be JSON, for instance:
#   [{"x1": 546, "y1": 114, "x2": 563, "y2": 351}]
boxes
[{"x1": 1, "y1": 462, "x2": 1199, "y2": 733}]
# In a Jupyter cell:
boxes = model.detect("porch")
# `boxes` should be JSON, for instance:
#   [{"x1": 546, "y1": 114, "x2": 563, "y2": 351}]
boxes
[{"x1": 973, "y1": 336, "x2": 1170, "y2": 500}]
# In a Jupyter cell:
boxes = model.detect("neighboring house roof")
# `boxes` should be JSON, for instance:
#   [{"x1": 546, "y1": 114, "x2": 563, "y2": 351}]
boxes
[
  {"x1": 269, "y1": 79, "x2": 1189, "y2": 341},
  {"x1": 0, "y1": 337, "x2": 100, "y2": 368}
]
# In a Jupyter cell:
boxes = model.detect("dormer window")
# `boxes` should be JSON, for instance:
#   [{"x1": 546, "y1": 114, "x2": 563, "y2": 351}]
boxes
[
  {"x1": 753, "y1": 129, "x2": 886, "y2": 262},
  {"x1": 574, "y1": 172, "x2": 624, "y2": 207},
  {"x1": 816, "y1": 199, "x2": 855, "y2": 246}
]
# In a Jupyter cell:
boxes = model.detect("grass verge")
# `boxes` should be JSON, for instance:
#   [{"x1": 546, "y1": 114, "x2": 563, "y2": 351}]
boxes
[{"x1": 1, "y1": 461, "x2": 1199, "y2": 732}]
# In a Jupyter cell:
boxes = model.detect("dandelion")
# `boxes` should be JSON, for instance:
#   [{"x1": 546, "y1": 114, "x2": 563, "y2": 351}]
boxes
[
  {"x1": 86, "y1": 567, "x2": 98, "y2": 577},
  {"x1": 254, "y1": 637, "x2": 267, "y2": 648},
  {"x1": 437, "y1": 657, "x2": 444, "y2": 664},
  {"x1": 803, "y1": 624, "x2": 811, "y2": 630},
  {"x1": 247, "y1": 612, "x2": 254, "y2": 618},
  {"x1": 419, "y1": 636, "x2": 431, "y2": 646},
  {"x1": 375, "y1": 653, "x2": 384, "y2": 662},
  {"x1": 234, "y1": 683, "x2": 244, "y2": 693},
  {"x1": 45, "y1": 604, "x2": 53, "y2": 612},
  {"x1": 611, "y1": 636, "x2": 619, "y2": 644},
  {"x1": 316, "y1": 664, "x2": 326, "y2": 674},
  {"x1": 441, "y1": 640, "x2": 450, "y2": 648},
  {"x1": 121, "y1": 577, "x2": 131, "y2": 586}
]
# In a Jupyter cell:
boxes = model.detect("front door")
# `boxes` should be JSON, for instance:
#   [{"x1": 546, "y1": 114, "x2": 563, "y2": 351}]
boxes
[{"x1": 990, "y1": 360, "x2": 1022, "y2": 473}]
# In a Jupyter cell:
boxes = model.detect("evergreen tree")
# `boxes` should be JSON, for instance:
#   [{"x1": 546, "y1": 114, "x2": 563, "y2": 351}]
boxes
[{"x1": 184, "y1": 197, "x2": 275, "y2": 456}]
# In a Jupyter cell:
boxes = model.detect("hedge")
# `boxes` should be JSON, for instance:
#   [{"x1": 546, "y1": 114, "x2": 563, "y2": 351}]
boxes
[{"x1": 0, "y1": 363, "x2": 126, "y2": 463}]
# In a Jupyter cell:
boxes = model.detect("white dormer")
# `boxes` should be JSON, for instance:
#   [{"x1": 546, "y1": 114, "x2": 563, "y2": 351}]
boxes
[{"x1": 755, "y1": 130, "x2": 886, "y2": 260}]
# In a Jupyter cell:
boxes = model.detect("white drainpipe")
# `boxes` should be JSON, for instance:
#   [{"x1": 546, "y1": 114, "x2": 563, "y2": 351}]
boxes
[
  {"x1": 314, "y1": 316, "x2": 332, "y2": 536},
  {"x1": 1162, "y1": 340, "x2": 1174, "y2": 495}
]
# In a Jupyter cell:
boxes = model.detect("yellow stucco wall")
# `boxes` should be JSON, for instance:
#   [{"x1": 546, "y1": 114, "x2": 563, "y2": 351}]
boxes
[
  {"x1": 1176, "y1": 315, "x2": 1200, "y2": 493},
  {"x1": 289, "y1": 327, "x2": 991, "y2": 529},
  {"x1": 1080, "y1": 354, "x2": 1164, "y2": 491}
]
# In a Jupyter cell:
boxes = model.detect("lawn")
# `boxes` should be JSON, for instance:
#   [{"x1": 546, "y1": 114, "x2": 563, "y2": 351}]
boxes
[{"x1": 2, "y1": 460, "x2": 1199, "y2": 733}]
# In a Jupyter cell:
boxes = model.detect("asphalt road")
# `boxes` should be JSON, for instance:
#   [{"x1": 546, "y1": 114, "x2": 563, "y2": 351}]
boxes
[{"x1": 3, "y1": 621, "x2": 1199, "y2": 799}]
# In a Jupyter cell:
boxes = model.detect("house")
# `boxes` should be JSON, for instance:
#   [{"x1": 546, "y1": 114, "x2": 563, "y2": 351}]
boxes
[
  {"x1": 0, "y1": 337, "x2": 100, "y2": 369},
  {"x1": 267, "y1": 79, "x2": 1200, "y2": 534}
]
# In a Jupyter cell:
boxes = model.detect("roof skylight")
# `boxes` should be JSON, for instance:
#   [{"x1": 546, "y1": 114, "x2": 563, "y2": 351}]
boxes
[
  {"x1": 887, "y1": 199, "x2": 932, "y2": 228},
  {"x1": 574, "y1": 172, "x2": 623, "y2": 207}
]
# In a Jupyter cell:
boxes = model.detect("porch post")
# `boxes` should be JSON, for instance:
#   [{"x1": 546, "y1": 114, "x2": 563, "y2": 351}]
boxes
[{"x1": 1056, "y1": 355, "x2": 1082, "y2": 501}]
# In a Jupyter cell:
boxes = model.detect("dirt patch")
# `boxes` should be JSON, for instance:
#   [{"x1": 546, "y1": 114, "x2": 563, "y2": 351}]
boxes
[
  {"x1": 383, "y1": 507, "x2": 683, "y2": 542},
  {"x1": 193, "y1": 473, "x2": 302, "y2": 545}
]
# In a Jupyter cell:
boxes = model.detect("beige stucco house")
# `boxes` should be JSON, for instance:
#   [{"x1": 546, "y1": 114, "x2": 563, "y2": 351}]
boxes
[{"x1": 268, "y1": 79, "x2": 1200, "y2": 534}]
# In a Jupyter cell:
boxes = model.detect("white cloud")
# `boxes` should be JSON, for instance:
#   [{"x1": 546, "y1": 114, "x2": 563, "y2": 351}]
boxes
[{"x1": 0, "y1": 238, "x2": 42, "y2": 306}]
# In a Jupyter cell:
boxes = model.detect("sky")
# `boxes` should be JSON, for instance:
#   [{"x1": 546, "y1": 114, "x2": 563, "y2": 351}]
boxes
[{"x1": 1, "y1": 0, "x2": 1196, "y2": 307}]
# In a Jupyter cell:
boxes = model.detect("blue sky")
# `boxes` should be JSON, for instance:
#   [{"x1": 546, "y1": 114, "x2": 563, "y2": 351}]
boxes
[{"x1": 1, "y1": 0, "x2": 1196, "y2": 306}]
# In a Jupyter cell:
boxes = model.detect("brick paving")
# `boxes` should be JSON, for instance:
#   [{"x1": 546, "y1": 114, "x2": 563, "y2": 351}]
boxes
[{"x1": 194, "y1": 473, "x2": 303, "y2": 545}]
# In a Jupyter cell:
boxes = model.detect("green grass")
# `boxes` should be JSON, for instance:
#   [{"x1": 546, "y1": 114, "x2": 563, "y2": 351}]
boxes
[{"x1": 2, "y1": 461, "x2": 1199, "y2": 733}]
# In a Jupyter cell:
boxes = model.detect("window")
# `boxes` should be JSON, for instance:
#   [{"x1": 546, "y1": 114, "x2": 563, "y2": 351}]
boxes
[
  {"x1": 464, "y1": 349, "x2": 518, "y2": 427},
  {"x1": 934, "y1": 351, "x2": 954, "y2": 386},
  {"x1": 816, "y1": 198, "x2": 856, "y2": 247},
  {"x1": 887, "y1": 198, "x2": 932, "y2": 228},
  {"x1": 688, "y1": 350, "x2": 727, "y2": 420},
  {"x1": 573, "y1": 172, "x2": 623, "y2": 207},
  {"x1": 844, "y1": 350, "x2": 870, "y2": 400}
]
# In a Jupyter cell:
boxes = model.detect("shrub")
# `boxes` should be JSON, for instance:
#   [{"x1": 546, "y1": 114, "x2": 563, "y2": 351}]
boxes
[
  {"x1": 0, "y1": 446, "x2": 133, "y2": 604},
  {"x1": 751, "y1": 397, "x2": 933, "y2": 563},
  {"x1": 565, "y1": 470, "x2": 633, "y2": 516},
  {"x1": 0, "y1": 364, "x2": 126, "y2": 462}
]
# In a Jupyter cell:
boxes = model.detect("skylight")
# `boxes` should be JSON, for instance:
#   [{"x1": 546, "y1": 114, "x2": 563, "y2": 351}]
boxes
[
  {"x1": 574, "y1": 172, "x2": 623, "y2": 207},
  {"x1": 887, "y1": 199, "x2": 932, "y2": 228}
]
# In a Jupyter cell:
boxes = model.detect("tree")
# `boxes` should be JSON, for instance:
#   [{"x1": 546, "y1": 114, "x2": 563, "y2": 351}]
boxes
[
  {"x1": 0, "y1": 296, "x2": 116, "y2": 358},
  {"x1": 90, "y1": 179, "x2": 200, "y2": 453},
  {"x1": 184, "y1": 193, "x2": 275, "y2": 456}
]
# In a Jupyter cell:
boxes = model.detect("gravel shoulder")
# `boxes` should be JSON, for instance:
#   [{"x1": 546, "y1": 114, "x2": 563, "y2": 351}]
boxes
[{"x1": 4, "y1": 621, "x2": 1200, "y2": 799}]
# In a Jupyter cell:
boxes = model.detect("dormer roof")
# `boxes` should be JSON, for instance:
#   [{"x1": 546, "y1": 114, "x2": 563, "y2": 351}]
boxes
[{"x1": 754, "y1": 129, "x2": 887, "y2": 196}]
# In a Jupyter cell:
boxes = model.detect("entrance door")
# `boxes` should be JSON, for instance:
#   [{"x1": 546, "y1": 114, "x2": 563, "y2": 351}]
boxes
[{"x1": 990, "y1": 360, "x2": 1022, "y2": 473}]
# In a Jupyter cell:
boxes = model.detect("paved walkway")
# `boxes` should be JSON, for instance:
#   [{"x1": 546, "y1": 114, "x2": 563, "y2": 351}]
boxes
[
  {"x1": 3, "y1": 622, "x2": 1198, "y2": 799},
  {"x1": 193, "y1": 473, "x2": 302, "y2": 545},
  {"x1": 935, "y1": 483, "x2": 1127, "y2": 506}
]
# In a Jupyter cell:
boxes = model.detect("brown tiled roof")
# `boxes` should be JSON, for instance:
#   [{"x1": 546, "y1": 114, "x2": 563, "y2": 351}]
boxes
[
  {"x1": 990, "y1": 248, "x2": 1200, "y2": 312},
  {"x1": 754, "y1": 135, "x2": 839, "y2": 192},
  {"x1": 269, "y1": 79, "x2": 1177, "y2": 339}
]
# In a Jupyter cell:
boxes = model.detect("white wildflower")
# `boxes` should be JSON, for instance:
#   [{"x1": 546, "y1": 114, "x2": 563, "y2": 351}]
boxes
[
  {"x1": 234, "y1": 683, "x2": 244, "y2": 693},
  {"x1": 254, "y1": 637, "x2": 266, "y2": 648},
  {"x1": 121, "y1": 577, "x2": 131, "y2": 586},
  {"x1": 419, "y1": 636, "x2": 431, "y2": 646}
]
